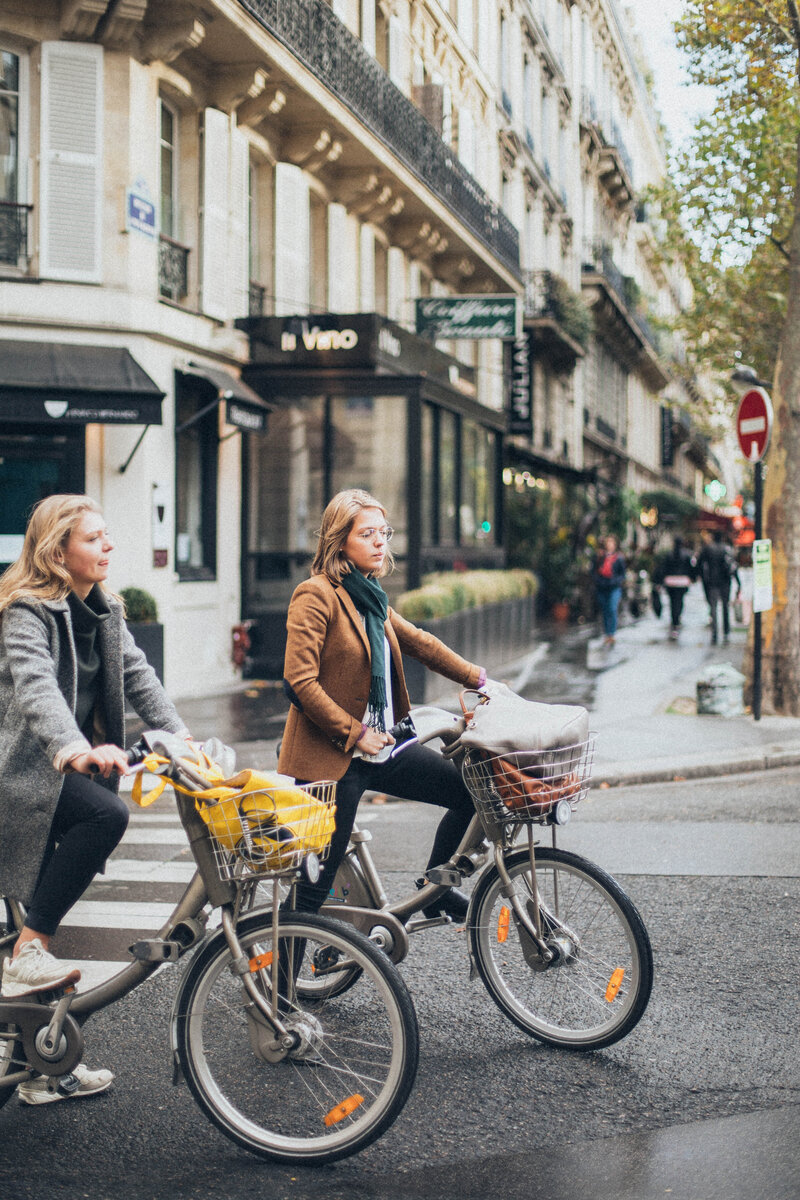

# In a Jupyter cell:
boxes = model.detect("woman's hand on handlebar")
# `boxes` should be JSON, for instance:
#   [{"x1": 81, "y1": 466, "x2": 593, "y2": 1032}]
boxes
[
  {"x1": 68, "y1": 744, "x2": 131, "y2": 778},
  {"x1": 356, "y1": 727, "x2": 395, "y2": 757}
]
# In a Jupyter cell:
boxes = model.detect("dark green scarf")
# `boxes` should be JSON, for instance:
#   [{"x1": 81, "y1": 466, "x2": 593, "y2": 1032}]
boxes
[{"x1": 341, "y1": 568, "x2": 389, "y2": 730}]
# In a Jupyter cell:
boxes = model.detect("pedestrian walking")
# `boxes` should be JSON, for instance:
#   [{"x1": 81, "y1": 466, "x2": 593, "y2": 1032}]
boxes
[
  {"x1": 696, "y1": 530, "x2": 741, "y2": 644},
  {"x1": 592, "y1": 534, "x2": 626, "y2": 647},
  {"x1": 653, "y1": 536, "x2": 696, "y2": 640},
  {"x1": 0, "y1": 494, "x2": 189, "y2": 1103}
]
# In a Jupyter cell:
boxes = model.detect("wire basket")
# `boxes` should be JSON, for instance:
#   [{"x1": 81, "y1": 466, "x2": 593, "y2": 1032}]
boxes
[
  {"x1": 199, "y1": 781, "x2": 337, "y2": 882},
  {"x1": 462, "y1": 737, "x2": 596, "y2": 826}
]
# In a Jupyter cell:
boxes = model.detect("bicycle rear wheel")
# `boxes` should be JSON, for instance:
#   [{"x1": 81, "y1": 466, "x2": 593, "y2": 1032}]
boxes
[
  {"x1": 173, "y1": 910, "x2": 418, "y2": 1163},
  {"x1": 469, "y1": 846, "x2": 653, "y2": 1049}
]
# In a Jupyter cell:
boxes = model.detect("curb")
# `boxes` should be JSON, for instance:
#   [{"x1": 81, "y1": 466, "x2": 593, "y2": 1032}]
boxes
[{"x1": 594, "y1": 747, "x2": 800, "y2": 789}]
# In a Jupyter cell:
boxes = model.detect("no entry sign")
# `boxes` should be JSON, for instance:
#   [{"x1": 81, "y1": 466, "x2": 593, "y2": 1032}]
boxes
[{"x1": 736, "y1": 387, "x2": 773, "y2": 461}]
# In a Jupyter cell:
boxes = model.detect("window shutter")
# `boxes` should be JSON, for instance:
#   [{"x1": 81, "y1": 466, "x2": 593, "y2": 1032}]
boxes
[
  {"x1": 201, "y1": 107, "x2": 230, "y2": 321},
  {"x1": 39, "y1": 41, "x2": 103, "y2": 283},
  {"x1": 229, "y1": 128, "x2": 250, "y2": 318},
  {"x1": 274, "y1": 162, "x2": 309, "y2": 314}
]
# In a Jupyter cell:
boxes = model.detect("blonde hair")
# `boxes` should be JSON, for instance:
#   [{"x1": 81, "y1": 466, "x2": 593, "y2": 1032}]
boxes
[
  {"x1": 0, "y1": 494, "x2": 108, "y2": 613},
  {"x1": 311, "y1": 488, "x2": 395, "y2": 582}
]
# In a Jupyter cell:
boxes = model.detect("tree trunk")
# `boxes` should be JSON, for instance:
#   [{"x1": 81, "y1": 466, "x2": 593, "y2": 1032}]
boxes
[{"x1": 752, "y1": 133, "x2": 800, "y2": 713}]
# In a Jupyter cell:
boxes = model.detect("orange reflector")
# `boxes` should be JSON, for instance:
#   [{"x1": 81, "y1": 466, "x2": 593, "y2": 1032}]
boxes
[
  {"x1": 324, "y1": 1094, "x2": 365, "y2": 1127},
  {"x1": 497, "y1": 906, "x2": 510, "y2": 944},
  {"x1": 249, "y1": 952, "x2": 273, "y2": 973},
  {"x1": 605, "y1": 967, "x2": 625, "y2": 1002}
]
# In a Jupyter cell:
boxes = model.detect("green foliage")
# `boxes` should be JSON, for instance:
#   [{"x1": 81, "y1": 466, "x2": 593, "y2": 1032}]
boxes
[
  {"x1": 120, "y1": 586, "x2": 159, "y2": 623},
  {"x1": 547, "y1": 274, "x2": 594, "y2": 349},
  {"x1": 650, "y1": 2, "x2": 800, "y2": 391},
  {"x1": 396, "y1": 569, "x2": 538, "y2": 622},
  {"x1": 638, "y1": 489, "x2": 701, "y2": 530},
  {"x1": 503, "y1": 482, "x2": 596, "y2": 610}
]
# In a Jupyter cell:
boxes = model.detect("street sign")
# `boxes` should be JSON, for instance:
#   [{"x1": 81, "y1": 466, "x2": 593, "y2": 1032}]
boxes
[
  {"x1": 752, "y1": 538, "x2": 774, "y2": 613},
  {"x1": 415, "y1": 295, "x2": 520, "y2": 340},
  {"x1": 736, "y1": 387, "x2": 773, "y2": 461}
]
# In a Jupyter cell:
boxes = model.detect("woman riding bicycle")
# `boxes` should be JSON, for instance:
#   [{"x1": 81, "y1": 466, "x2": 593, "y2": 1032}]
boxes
[
  {"x1": 0, "y1": 494, "x2": 189, "y2": 1103},
  {"x1": 279, "y1": 488, "x2": 487, "y2": 919}
]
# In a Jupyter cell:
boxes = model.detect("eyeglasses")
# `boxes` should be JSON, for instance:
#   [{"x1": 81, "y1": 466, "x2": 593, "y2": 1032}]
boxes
[{"x1": 354, "y1": 526, "x2": 394, "y2": 542}]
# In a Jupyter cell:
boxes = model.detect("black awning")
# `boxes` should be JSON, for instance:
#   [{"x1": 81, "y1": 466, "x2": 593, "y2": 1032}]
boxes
[
  {"x1": 178, "y1": 362, "x2": 272, "y2": 432},
  {"x1": 0, "y1": 341, "x2": 165, "y2": 425}
]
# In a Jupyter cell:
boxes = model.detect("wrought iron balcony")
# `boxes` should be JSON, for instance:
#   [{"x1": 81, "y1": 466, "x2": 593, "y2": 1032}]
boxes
[
  {"x1": 523, "y1": 269, "x2": 591, "y2": 367},
  {"x1": 0, "y1": 201, "x2": 32, "y2": 268},
  {"x1": 239, "y1": 0, "x2": 520, "y2": 276},
  {"x1": 158, "y1": 234, "x2": 190, "y2": 302}
]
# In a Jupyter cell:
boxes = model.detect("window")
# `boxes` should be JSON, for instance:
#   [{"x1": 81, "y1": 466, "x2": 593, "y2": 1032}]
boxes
[
  {"x1": 330, "y1": 394, "x2": 407, "y2": 559},
  {"x1": 461, "y1": 423, "x2": 495, "y2": 544},
  {"x1": 159, "y1": 99, "x2": 178, "y2": 239},
  {"x1": 438, "y1": 409, "x2": 458, "y2": 543},
  {"x1": 175, "y1": 383, "x2": 218, "y2": 580},
  {"x1": 0, "y1": 48, "x2": 25, "y2": 267}
]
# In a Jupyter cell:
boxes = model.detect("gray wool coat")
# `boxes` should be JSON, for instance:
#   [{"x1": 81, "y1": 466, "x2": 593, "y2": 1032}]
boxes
[{"x1": 0, "y1": 595, "x2": 185, "y2": 904}]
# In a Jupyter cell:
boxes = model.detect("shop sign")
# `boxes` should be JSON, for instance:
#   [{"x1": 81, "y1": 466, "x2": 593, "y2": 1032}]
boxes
[
  {"x1": 752, "y1": 538, "x2": 773, "y2": 613},
  {"x1": 225, "y1": 399, "x2": 267, "y2": 432},
  {"x1": 280, "y1": 324, "x2": 359, "y2": 352},
  {"x1": 125, "y1": 178, "x2": 156, "y2": 238},
  {"x1": 508, "y1": 333, "x2": 532, "y2": 436},
  {"x1": 415, "y1": 295, "x2": 520, "y2": 340},
  {"x1": 660, "y1": 406, "x2": 674, "y2": 467}
]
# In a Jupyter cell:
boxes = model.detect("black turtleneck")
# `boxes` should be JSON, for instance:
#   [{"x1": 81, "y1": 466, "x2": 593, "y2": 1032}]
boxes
[{"x1": 67, "y1": 584, "x2": 111, "y2": 739}]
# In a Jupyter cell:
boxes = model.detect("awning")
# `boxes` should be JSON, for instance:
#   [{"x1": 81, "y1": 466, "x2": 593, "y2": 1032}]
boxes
[
  {"x1": 178, "y1": 361, "x2": 272, "y2": 432},
  {"x1": 0, "y1": 341, "x2": 164, "y2": 424}
]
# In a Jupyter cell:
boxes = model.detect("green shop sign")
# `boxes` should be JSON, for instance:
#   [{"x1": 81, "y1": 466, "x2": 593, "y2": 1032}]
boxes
[{"x1": 415, "y1": 295, "x2": 520, "y2": 340}]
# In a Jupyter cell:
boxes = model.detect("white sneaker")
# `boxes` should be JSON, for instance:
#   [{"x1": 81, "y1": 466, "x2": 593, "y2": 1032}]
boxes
[
  {"x1": 1, "y1": 938, "x2": 81, "y2": 998},
  {"x1": 17, "y1": 1063, "x2": 114, "y2": 1105}
]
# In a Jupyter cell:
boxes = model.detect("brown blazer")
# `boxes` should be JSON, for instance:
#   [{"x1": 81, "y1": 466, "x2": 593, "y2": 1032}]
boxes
[{"x1": 278, "y1": 573, "x2": 483, "y2": 782}]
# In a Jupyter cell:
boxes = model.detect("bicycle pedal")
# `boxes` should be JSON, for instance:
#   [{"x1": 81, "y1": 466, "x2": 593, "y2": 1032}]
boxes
[{"x1": 129, "y1": 938, "x2": 181, "y2": 963}]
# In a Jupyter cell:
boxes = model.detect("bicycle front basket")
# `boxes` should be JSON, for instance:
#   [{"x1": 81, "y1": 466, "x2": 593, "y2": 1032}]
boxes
[
  {"x1": 462, "y1": 737, "x2": 596, "y2": 826},
  {"x1": 196, "y1": 771, "x2": 337, "y2": 880}
]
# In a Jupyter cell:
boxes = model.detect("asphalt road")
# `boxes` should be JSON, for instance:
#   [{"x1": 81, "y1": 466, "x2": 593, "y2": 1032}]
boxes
[{"x1": 1, "y1": 768, "x2": 798, "y2": 1200}]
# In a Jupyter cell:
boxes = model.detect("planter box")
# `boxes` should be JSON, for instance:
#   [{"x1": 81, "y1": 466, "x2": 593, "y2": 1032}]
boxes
[
  {"x1": 402, "y1": 595, "x2": 536, "y2": 703},
  {"x1": 127, "y1": 621, "x2": 164, "y2": 684}
]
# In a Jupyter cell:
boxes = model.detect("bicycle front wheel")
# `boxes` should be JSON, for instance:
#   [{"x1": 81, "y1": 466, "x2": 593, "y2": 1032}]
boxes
[
  {"x1": 173, "y1": 911, "x2": 418, "y2": 1164},
  {"x1": 469, "y1": 846, "x2": 653, "y2": 1049},
  {"x1": 0, "y1": 897, "x2": 28, "y2": 1109}
]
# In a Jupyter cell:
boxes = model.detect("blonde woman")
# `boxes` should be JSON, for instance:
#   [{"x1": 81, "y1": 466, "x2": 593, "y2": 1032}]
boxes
[
  {"x1": 279, "y1": 488, "x2": 486, "y2": 918},
  {"x1": 0, "y1": 495, "x2": 188, "y2": 1104}
]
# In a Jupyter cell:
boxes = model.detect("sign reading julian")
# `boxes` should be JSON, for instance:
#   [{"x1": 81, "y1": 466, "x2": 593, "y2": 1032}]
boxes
[{"x1": 415, "y1": 295, "x2": 520, "y2": 340}]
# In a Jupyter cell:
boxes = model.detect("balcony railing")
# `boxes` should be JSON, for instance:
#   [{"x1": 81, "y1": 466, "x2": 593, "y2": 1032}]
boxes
[
  {"x1": 524, "y1": 269, "x2": 592, "y2": 350},
  {"x1": 159, "y1": 234, "x2": 190, "y2": 302},
  {"x1": 0, "y1": 201, "x2": 32, "y2": 267},
  {"x1": 239, "y1": 0, "x2": 520, "y2": 276}
]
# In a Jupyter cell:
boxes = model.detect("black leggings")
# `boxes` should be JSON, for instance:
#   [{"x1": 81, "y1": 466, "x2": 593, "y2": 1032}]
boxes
[
  {"x1": 25, "y1": 772, "x2": 130, "y2": 937},
  {"x1": 292, "y1": 741, "x2": 475, "y2": 912}
]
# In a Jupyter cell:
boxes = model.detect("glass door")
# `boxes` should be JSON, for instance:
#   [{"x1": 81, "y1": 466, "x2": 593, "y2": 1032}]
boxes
[{"x1": 0, "y1": 426, "x2": 85, "y2": 568}]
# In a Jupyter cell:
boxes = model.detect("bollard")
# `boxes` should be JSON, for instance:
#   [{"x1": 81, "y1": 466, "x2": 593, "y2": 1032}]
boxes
[{"x1": 696, "y1": 663, "x2": 746, "y2": 716}]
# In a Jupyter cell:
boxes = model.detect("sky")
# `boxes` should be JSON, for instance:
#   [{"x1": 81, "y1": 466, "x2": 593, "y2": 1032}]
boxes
[{"x1": 625, "y1": 0, "x2": 716, "y2": 150}]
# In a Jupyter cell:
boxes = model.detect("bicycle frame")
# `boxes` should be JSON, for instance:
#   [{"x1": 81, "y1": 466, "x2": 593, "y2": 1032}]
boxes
[
  {"x1": 0, "y1": 780, "x2": 317, "y2": 1090},
  {"x1": 323, "y1": 711, "x2": 563, "y2": 964}
]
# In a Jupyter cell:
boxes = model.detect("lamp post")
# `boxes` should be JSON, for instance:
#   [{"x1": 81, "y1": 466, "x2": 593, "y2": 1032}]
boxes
[{"x1": 731, "y1": 365, "x2": 773, "y2": 721}]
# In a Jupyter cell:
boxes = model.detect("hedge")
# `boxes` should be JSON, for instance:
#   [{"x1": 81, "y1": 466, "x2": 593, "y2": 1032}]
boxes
[{"x1": 396, "y1": 569, "x2": 538, "y2": 622}]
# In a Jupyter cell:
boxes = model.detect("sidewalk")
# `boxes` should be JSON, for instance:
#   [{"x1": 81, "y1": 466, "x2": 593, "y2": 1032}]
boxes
[{"x1": 166, "y1": 583, "x2": 800, "y2": 787}]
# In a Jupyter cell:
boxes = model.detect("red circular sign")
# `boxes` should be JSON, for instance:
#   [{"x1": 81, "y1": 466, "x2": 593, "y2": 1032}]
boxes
[{"x1": 736, "y1": 387, "x2": 773, "y2": 461}]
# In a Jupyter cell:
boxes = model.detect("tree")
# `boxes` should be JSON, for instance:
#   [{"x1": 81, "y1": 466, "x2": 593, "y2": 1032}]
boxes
[{"x1": 666, "y1": 1, "x2": 800, "y2": 713}]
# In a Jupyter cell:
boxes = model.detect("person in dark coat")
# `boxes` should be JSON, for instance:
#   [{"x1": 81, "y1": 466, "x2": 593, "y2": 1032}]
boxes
[
  {"x1": 696, "y1": 531, "x2": 741, "y2": 644},
  {"x1": 592, "y1": 534, "x2": 626, "y2": 646},
  {"x1": 0, "y1": 494, "x2": 188, "y2": 1103},
  {"x1": 653, "y1": 536, "x2": 696, "y2": 640}
]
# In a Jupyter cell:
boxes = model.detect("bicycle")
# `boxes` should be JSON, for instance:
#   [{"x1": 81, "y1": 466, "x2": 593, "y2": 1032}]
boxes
[
  {"x1": 278, "y1": 694, "x2": 654, "y2": 1051},
  {"x1": 0, "y1": 731, "x2": 419, "y2": 1164}
]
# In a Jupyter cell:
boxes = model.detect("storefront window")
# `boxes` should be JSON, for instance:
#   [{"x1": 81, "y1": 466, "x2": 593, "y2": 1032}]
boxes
[
  {"x1": 329, "y1": 394, "x2": 408, "y2": 560},
  {"x1": 244, "y1": 399, "x2": 325, "y2": 610},
  {"x1": 175, "y1": 388, "x2": 218, "y2": 580},
  {"x1": 460, "y1": 422, "x2": 496, "y2": 544},
  {"x1": 438, "y1": 409, "x2": 458, "y2": 544},
  {"x1": 420, "y1": 402, "x2": 435, "y2": 543}
]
